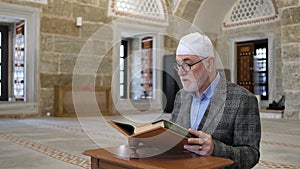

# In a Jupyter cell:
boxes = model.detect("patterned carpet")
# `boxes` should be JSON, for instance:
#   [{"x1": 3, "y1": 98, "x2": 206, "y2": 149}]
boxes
[{"x1": 0, "y1": 114, "x2": 299, "y2": 169}]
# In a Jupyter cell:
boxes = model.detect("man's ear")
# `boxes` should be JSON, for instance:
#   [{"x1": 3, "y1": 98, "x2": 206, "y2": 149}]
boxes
[{"x1": 207, "y1": 57, "x2": 215, "y2": 71}]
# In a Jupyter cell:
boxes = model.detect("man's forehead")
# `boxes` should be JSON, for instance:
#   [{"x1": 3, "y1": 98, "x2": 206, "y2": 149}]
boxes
[{"x1": 176, "y1": 55, "x2": 202, "y2": 60}]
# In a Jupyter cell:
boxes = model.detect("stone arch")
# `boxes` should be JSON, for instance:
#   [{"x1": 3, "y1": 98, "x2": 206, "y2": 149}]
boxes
[
  {"x1": 174, "y1": 0, "x2": 236, "y2": 34},
  {"x1": 174, "y1": 0, "x2": 205, "y2": 23},
  {"x1": 193, "y1": 0, "x2": 236, "y2": 34}
]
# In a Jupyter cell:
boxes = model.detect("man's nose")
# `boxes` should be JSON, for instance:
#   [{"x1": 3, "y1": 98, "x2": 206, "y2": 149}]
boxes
[{"x1": 177, "y1": 67, "x2": 187, "y2": 76}]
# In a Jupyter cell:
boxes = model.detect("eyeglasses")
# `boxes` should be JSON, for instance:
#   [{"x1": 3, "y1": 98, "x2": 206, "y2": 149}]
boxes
[{"x1": 174, "y1": 57, "x2": 208, "y2": 72}]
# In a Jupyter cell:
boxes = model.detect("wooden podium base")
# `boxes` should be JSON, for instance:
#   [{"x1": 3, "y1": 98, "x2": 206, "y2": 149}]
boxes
[{"x1": 83, "y1": 145, "x2": 234, "y2": 169}]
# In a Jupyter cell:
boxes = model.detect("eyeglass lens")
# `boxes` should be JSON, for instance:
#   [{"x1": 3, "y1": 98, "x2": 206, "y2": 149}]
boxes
[{"x1": 174, "y1": 57, "x2": 208, "y2": 72}]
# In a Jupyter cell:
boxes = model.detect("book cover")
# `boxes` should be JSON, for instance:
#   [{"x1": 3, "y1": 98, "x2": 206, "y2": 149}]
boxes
[{"x1": 108, "y1": 119, "x2": 196, "y2": 151}]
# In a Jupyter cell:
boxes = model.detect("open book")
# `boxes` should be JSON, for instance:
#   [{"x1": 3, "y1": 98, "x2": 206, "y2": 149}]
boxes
[{"x1": 109, "y1": 119, "x2": 197, "y2": 151}]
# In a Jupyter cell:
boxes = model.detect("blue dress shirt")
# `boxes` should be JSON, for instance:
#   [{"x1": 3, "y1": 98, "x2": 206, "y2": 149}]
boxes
[{"x1": 190, "y1": 73, "x2": 220, "y2": 130}]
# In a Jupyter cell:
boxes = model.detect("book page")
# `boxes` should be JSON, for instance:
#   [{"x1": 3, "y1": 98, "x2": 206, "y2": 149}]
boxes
[{"x1": 134, "y1": 121, "x2": 164, "y2": 134}]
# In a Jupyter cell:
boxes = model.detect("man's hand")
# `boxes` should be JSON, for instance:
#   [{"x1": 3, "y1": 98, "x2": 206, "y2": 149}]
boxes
[{"x1": 184, "y1": 128, "x2": 214, "y2": 156}]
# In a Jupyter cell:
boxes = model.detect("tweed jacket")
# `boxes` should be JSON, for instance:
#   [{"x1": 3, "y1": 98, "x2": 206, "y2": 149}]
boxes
[{"x1": 170, "y1": 75, "x2": 261, "y2": 169}]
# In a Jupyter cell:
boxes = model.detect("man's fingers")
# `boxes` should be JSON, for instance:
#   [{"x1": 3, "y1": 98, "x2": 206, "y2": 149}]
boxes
[
  {"x1": 188, "y1": 138, "x2": 199, "y2": 145},
  {"x1": 188, "y1": 137, "x2": 206, "y2": 145},
  {"x1": 184, "y1": 145, "x2": 198, "y2": 152},
  {"x1": 199, "y1": 138, "x2": 206, "y2": 145},
  {"x1": 184, "y1": 145, "x2": 207, "y2": 156},
  {"x1": 189, "y1": 128, "x2": 208, "y2": 141},
  {"x1": 185, "y1": 129, "x2": 213, "y2": 156},
  {"x1": 188, "y1": 128, "x2": 202, "y2": 137}
]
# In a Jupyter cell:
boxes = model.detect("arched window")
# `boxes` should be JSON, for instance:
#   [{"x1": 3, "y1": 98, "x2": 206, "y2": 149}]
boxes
[
  {"x1": 108, "y1": 0, "x2": 168, "y2": 25},
  {"x1": 223, "y1": 0, "x2": 279, "y2": 29}
]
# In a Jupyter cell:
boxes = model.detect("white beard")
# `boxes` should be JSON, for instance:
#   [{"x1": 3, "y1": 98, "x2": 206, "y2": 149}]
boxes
[{"x1": 181, "y1": 78, "x2": 199, "y2": 92}]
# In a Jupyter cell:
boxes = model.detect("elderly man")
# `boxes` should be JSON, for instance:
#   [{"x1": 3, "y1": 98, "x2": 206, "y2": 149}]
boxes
[{"x1": 170, "y1": 32, "x2": 261, "y2": 169}]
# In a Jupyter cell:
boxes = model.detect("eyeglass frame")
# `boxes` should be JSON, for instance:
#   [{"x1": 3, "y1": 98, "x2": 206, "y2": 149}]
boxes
[{"x1": 174, "y1": 56, "x2": 209, "y2": 72}]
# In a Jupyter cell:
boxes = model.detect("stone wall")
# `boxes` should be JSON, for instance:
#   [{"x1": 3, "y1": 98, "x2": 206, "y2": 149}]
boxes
[
  {"x1": 41, "y1": 0, "x2": 114, "y2": 115},
  {"x1": 216, "y1": 22, "x2": 282, "y2": 108},
  {"x1": 0, "y1": 0, "x2": 114, "y2": 115},
  {"x1": 0, "y1": 0, "x2": 178, "y2": 116},
  {"x1": 215, "y1": 0, "x2": 300, "y2": 119},
  {"x1": 1, "y1": 0, "x2": 299, "y2": 118},
  {"x1": 280, "y1": 0, "x2": 300, "y2": 119}
]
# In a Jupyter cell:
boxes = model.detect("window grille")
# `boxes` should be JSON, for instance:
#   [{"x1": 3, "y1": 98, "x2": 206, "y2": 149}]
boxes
[
  {"x1": 108, "y1": 0, "x2": 168, "y2": 25},
  {"x1": 223, "y1": 0, "x2": 278, "y2": 28},
  {"x1": 14, "y1": 22, "x2": 25, "y2": 101}
]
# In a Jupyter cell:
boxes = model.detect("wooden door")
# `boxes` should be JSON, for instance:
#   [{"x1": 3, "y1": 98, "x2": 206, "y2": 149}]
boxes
[{"x1": 237, "y1": 43, "x2": 254, "y2": 93}]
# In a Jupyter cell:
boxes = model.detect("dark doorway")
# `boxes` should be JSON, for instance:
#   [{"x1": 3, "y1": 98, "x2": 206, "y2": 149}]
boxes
[
  {"x1": 162, "y1": 55, "x2": 181, "y2": 113},
  {"x1": 0, "y1": 25, "x2": 9, "y2": 101}
]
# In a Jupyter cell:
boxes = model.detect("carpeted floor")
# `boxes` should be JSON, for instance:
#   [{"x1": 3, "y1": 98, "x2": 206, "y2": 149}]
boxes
[{"x1": 0, "y1": 113, "x2": 299, "y2": 169}]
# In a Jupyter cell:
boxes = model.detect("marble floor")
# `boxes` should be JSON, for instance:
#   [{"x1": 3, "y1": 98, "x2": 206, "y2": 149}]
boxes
[{"x1": 0, "y1": 113, "x2": 299, "y2": 169}]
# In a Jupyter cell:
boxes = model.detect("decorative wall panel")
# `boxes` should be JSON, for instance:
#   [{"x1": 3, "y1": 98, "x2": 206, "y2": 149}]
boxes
[
  {"x1": 108, "y1": 0, "x2": 168, "y2": 25},
  {"x1": 223, "y1": 0, "x2": 279, "y2": 29}
]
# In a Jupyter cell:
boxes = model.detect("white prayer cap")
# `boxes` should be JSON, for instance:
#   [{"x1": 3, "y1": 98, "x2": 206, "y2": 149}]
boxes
[{"x1": 176, "y1": 32, "x2": 214, "y2": 57}]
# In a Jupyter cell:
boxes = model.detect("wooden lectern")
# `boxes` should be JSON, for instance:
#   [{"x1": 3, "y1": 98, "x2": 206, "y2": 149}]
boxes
[{"x1": 83, "y1": 145, "x2": 234, "y2": 169}]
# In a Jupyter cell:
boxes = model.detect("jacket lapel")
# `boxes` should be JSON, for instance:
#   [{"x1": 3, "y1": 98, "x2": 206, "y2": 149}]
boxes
[
  {"x1": 178, "y1": 91, "x2": 193, "y2": 129},
  {"x1": 200, "y1": 76, "x2": 227, "y2": 135}
]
